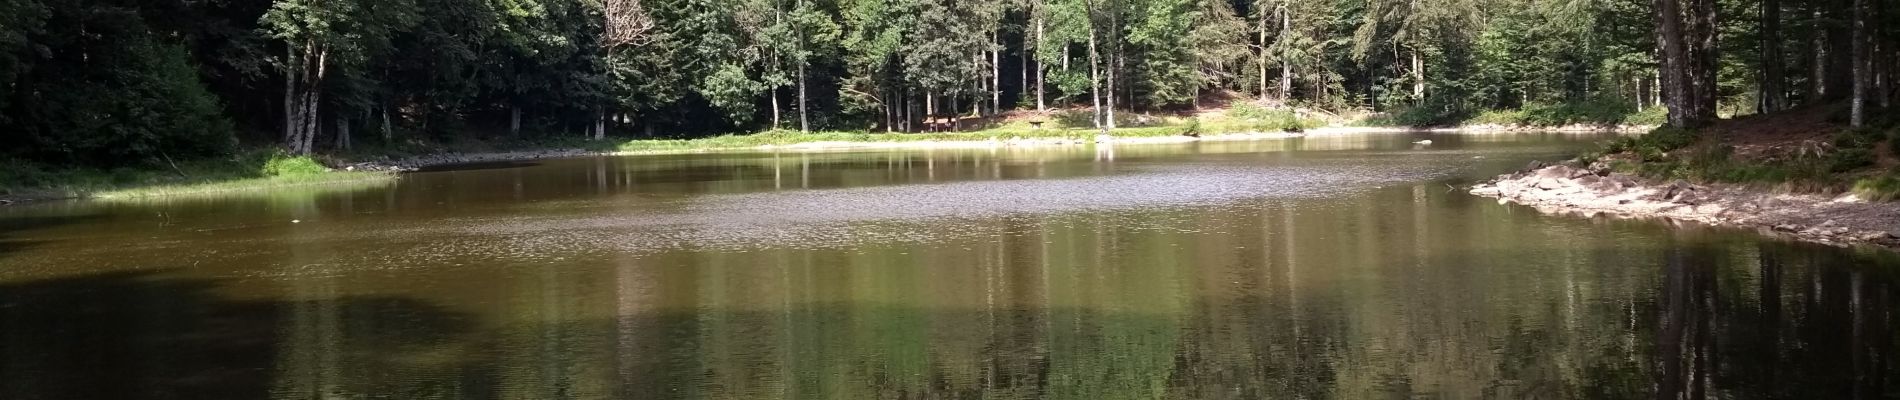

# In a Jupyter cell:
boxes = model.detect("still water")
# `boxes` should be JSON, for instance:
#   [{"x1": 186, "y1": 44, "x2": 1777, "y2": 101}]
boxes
[{"x1": 2, "y1": 133, "x2": 1896, "y2": 399}]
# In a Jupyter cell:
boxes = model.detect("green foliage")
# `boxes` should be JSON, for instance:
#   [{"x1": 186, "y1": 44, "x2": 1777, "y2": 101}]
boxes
[
  {"x1": 1853, "y1": 173, "x2": 1900, "y2": 201},
  {"x1": 1222, "y1": 101, "x2": 1313, "y2": 131},
  {"x1": 0, "y1": 5, "x2": 234, "y2": 166},
  {"x1": 260, "y1": 154, "x2": 330, "y2": 177}
]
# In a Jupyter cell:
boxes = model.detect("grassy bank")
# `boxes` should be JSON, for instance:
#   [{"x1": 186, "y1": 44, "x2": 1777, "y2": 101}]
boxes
[
  {"x1": 1358, "y1": 98, "x2": 1668, "y2": 128},
  {"x1": 1572, "y1": 105, "x2": 1900, "y2": 201},
  {"x1": 4, "y1": 104, "x2": 1324, "y2": 202},
  {"x1": 1, "y1": 151, "x2": 393, "y2": 201}
]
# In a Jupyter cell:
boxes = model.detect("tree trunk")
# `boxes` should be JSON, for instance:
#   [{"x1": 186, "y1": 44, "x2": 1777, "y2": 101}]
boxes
[
  {"x1": 796, "y1": 0, "x2": 809, "y2": 133},
  {"x1": 593, "y1": 109, "x2": 607, "y2": 140},
  {"x1": 798, "y1": 60, "x2": 809, "y2": 132},
  {"x1": 1087, "y1": 0, "x2": 1105, "y2": 132},
  {"x1": 1827, "y1": 0, "x2": 1854, "y2": 99},
  {"x1": 1411, "y1": 48, "x2": 1425, "y2": 101},
  {"x1": 1687, "y1": 0, "x2": 1719, "y2": 123},
  {"x1": 1656, "y1": 0, "x2": 1694, "y2": 127},
  {"x1": 1812, "y1": 5, "x2": 1829, "y2": 100},
  {"x1": 1762, "y1": 0, "x2": 1787, "y2": 113},
  {"x1": 1279, "y1": 4, "x2": 1292, "y2": 102},
  {"x1": 282, "y1": 46, "x2": 298, "y2": 153},
  {"x1": 992, "y1": 29, "x2": 1002, "y2": 115},
  {"x1": 511, "y1": 105, "x2": 523, "y2": 136},
  {"x1": 335, "y1": 115, "x2": 351, "y2": 151},
  {"x1": 1036, "y1": 12, "x2": 1047, "y2": 111},
  {"x1": 1851, "y1": 0, "x2": 1868, "y2": 127},
  {"x1": 770, "y1": 87, "x2": 782, "y2": 130},
  {"x1": 1258, "y1": 0, "x2": 1270, "y2": 102},
  {"x1": 381, "y1": 104, "x2": 392, "y2": 141},
  {"x1": 950, "y1": 94, "x2": 961, "y2": 132},
  {"x1": 1105, "y1": 0, "x2": 1118, "y2": 129}
]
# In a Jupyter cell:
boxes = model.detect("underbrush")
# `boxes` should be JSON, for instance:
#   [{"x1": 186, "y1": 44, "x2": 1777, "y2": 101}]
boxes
[
  {"x1": 1363, "y1": 98, "x2": 1666, "y2": 128},
  {"x1": 2, "y1": 150, "x2": 389, "y2": 200},
  {"x1": 1583, "y1": 125, "x2": 1900, "y2": 199}
]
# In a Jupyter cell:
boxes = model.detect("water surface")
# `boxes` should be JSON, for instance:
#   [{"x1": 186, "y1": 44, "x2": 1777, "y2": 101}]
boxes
[{"x1": 2, "y1": 133, "x2": 1896, "y2": 399}]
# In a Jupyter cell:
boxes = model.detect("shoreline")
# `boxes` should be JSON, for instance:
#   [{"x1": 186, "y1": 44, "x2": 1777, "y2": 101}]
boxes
[
  {"x1": 359, "y1": 125, "x2": 1653, "y2": 171},
  {"x1": 1471, "y1": 162, "x2": 1900, "y2": 249},
  {"x1": 3, "y1": 125, "x2": 1647, "y2": 204}
]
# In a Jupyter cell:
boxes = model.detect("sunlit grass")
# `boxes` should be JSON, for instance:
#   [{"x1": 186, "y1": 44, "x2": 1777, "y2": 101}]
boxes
[{"x1": 3, "y1": 151, "x2": 396, "y2": 201}]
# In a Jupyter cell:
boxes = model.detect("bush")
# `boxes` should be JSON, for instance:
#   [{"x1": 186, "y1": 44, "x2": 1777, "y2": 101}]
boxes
[
  {"x1": 261, "y1": 154, "x2": 330, "y2": 177},
  {"x1": 1222, "y1": 101, "x2": 1310, "y2": 131},
  {"x1": 1835, "y1": 127, "x2": 1885, "y2": 150},
  {"x1": 1853, "y1": 173, "x2": 1900, "y2": 201},
  {"x1": 1828, "y1": 148, "x2": 1875, "y2": 173}
]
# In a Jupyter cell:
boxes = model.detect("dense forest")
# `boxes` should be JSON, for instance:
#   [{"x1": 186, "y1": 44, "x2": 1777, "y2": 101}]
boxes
[{"x1": 0, "y1": 0, "x2": 1895, "y2": 166}]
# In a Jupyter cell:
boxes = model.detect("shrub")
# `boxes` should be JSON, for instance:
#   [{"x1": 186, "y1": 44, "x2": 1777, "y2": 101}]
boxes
[
  {"x1": 1835, "y1": 127, "x2": 1885, "y2": 150},
  {"x1": 261, "y1": 154, "x2": 330, "y2": 177},
  {"x1": 1828, "y1": 147, "x2": 1875, "y2": 173},
  {"x1": 1853, "y1": 173, "x2": 1900, "y2": 201}
]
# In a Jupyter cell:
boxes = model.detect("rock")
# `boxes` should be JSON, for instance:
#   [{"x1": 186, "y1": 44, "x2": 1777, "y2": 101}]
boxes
[
  {"x1": 1618, "y1": 199, "x2": 1632, "y2": 205},
  {"x1": 1773, "y1": 224, "x2": 1799, "y2": 232}
]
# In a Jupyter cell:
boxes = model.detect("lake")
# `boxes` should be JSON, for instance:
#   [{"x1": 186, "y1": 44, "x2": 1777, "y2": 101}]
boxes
[{"x1": 2, "y1": 133, "x2": 1896, "y2": 399}]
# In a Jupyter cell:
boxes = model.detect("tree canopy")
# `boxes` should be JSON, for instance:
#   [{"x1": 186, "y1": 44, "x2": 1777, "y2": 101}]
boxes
[{"x1": 2, "y1": 0, "x2": 1896, "y2": 164}]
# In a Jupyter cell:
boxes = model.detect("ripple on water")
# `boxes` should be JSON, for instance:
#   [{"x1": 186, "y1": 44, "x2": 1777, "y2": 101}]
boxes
[{"x1": 311, "y1": 163, "x2": 1457, "y2": 271}]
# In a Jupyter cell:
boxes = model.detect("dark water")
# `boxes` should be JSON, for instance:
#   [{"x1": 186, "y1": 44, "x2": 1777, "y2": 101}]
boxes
[{"x1": 2, "y1": 133, "x2": 1896, "y2": 399}]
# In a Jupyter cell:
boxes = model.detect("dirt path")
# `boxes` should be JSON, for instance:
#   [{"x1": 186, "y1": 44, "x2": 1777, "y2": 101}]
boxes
[{"x1": 1471, "y1": 163, "x2": 1900, "y2": 248}]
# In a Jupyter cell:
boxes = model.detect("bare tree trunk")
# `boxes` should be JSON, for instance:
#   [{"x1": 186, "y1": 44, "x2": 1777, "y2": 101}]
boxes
[
  {"x1": 798, "y1": 65, "x2": 809, "y2": 132},
  {"x1": 335, "y1": 115, "x2": 351, "y2": 151},
  {"x1": 511, "y1": 105, "x2": 523, "y2": 136},
  {"x1": 1657, "y1": 0, "x2": 1693, "y2": 127},
  {"x1": 1105, "y1": 0, "x2": 1118, "y2": 129},
  {"x1": 1036, "y1": 12, "x2": 1047, "y2": 111},
  {"x1": 771, "y1": 87, "x2": 782, "y2": 130},
  {"x1": 1851, "y1": 0, "x2": 1868, "y2": 127},
  {"x1": 1086, "y1": 0, "x2": 1104, "y2": 132},
  {"x1": 283, "y1": 46, "x2": 298, "y2": 153},
  {"x1": 1279, "y1": 4, "x2": 1292, "y2": 102},
  {"x1": 381, "y1": 104, "x2": 392, "y2": 141},
  {"x1": 1762, "y1": 0, "x2": 1787, "y2": 113},
  {"x1": 951, "y1": 94, "x2": 962, "y2": 132},
  {"x1": 1411, "y1": 48, "x2": 1425, "y2": 101},
  {"x1": 1812, "y1": 5, "x2": 1829, "y2": 100},
  {"x1": 796, "y1": 0, "x2": 810, "y2": 133},
  {"x1": 1258, "y1": 0, "x2": 1270, "y2": 102},
  {"x1": 593, "y1": 109, "x2": 607, "y2": 140},
  {"x1": 1688, "y1": 0, "x2": 1719, "y2": 123}
]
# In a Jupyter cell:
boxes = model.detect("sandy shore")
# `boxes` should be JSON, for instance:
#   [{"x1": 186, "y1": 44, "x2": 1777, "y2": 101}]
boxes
[{"x1": 1471, "y1": 162, "x2": 1900, "y2": 248}]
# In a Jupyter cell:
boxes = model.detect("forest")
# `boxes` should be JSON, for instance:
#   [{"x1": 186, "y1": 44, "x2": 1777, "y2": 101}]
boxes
[{"x1": 0, "y1": 0, "x2": 1896, "y2": 167}]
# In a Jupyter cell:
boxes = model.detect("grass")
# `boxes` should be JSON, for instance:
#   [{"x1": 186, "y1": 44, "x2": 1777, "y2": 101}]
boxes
[
  {"x1": 1359, "y1": 98, "x2": 1667, "y2": 128},
  {"x1": 1579, "y1": 124, "x2": 1900, "y2": 199},
  {"x1": 2, "y1": 150, "x2": 393, "y2": 201}
]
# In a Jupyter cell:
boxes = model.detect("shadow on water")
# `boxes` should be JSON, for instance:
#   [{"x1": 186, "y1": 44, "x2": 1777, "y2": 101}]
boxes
[
  {"x1": 413, "y1": 161, "x2": 544, "y2": 173},
  {"x1": 0, "y1": 214, "x2": 103, "y2": 257},
  {"x1": 0, "y1": 270, "x2": 479, "y2": 400}
]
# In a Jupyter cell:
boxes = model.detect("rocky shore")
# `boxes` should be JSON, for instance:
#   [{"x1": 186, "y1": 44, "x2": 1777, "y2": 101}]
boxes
[{"x1": 1471, "y1": 162, "x2": 1900, "y2": 248}]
